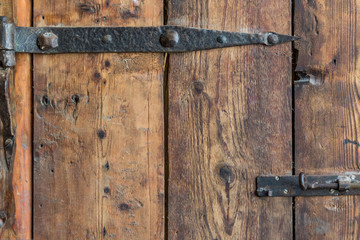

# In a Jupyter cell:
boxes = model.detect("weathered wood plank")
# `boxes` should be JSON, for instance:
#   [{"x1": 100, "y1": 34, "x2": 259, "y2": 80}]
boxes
[
  {"x1": 294, "y1": 0, "x2": 360, "y2": 239},
  {"x1": 167, "y1": 0, "x2": 293, "y2": 239},
  {"x1": 33, "y1": 1, "x2": 164, "y2": 239},
  {"x1": 0, "y1": 0, "x2": 32, "y2": 239}
]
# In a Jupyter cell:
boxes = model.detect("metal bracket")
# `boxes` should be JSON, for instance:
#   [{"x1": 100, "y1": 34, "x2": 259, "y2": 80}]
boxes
[
  {"x1": 0, "y1": 17, "x2": 15, "y2": 170},
  {"x1": 256, "y1": 172, "x2": 360, "y2": 197},
  {"x1": 0, "y1": 67, "x2": 14, "y2": 171}
]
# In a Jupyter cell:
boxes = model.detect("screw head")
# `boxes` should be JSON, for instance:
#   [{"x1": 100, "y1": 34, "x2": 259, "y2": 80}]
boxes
[
  {"x1": 283, "y1": 189, "x2": 288, "y2": 194},
  {"x1": 266, "y1": 33, "x2": 279, "y2": 45},
  {"x1": 329, "y1": 189, "x2": 335, "y2": 194},
  {"x1": 217, "y1": 35, "x2": 227, "y2": 43},
  {"x1": 160, "y1": 30, "x2": 179, "y2": 48},
  {"x1": 37, "y1": 32, "x2": 59, "y2": 51},
  {"x1": 275, "y1": 176, "x2": 280, "y2": 181}
]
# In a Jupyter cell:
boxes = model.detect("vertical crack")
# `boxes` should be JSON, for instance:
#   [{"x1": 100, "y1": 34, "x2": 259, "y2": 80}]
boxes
[
  {"x1": 164, "y1": 0, "x2": 168, "y2": 25},
  {"x1": 163, "y1": 0, "x2": 170, "y2": 238},
  {"x1": 291, "y1": 0, "x2": 297, "y2": 239},
  {"x1": 163, "y1": 52, "x2": 170, "y2": 239}
]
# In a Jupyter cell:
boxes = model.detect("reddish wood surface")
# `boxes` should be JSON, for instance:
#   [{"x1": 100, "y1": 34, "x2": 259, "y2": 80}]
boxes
[
  {"x1": 0, "y1": 0, "x2": 32, "y2": 239},
  {"x1": 294, "y1": 0, "x2": 360, "y2": 239},
  {"x1": 167, "y1": 0, "x2": 293, "y2": 239},
  {"x1": 33, "y1": 0, "x2": 164, "y2": 239}
]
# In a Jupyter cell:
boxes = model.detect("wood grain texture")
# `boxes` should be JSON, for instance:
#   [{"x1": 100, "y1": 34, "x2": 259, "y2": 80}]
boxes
[
  {"x1": 33, "y1": 1, "x2": 164, "y2": 239},
  {"x1": 167, "y1": 0, "x2": 293, "y2": 239},
  {"x1": 294, "y1": 0, "x2": 360, "y2": 239},
  {"x1": 0, "y1": 0, "x2": 32, "y2": 239}
]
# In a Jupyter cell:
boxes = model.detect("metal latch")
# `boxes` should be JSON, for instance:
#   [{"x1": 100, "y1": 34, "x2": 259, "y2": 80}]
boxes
[{"x1": 256, "y1": 172, "x2": 360, "y2": 197}]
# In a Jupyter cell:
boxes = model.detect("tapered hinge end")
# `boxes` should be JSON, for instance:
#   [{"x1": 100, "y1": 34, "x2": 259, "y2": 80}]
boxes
[{"x1": 263, "y1": 32, "x2": 300, "y2": 46}]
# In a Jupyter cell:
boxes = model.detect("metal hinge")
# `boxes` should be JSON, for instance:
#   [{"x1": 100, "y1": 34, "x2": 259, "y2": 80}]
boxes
[
  {"x1": 0, "y1": 15, "x2": 298, "y2": 171},
  {"x1": 0, "y1": 17, "x2": 15, "y2": 170},
  {"x1": 0, "y1": 68, "x2": 14, "y2": 171},
  {"x1": 0, "y1": 16, "x2": 298, "y2": 58},
  {"x1": 256, "y1": 172, "x2": 360, "y2": 197}
]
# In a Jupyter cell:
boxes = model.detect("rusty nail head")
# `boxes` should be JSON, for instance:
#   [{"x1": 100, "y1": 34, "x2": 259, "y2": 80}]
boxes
[
  {"x1": 37, "y1": 32, "x2": 58, "y2": 50},
  {"x1": 160, "y1": 30, "x2": 179, "y2": 48},
  {"x1": 267, "y1": 33, "x2": 279, "y2": 45},
  {"x1": 217, "y1": 35, "x2": 227, "y2": 43},
  {"x1": 102, "y1": 35, "x2": 112, "y2": 43}
]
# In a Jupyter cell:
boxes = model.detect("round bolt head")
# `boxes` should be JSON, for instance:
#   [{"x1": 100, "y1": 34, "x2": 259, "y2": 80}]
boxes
[
  {"x1": 217, "y1": 35, "x2": 227, "y2": 44},
  {"x1": 102, "y1": 35, "x2": 112, "y2": 43},
  {"x1": 266, "y1": 33, "x2": 279, "y2": 45},
  {"x1": 37, "y1": 32, "x2": 59, "y2": 51},
  {"x1": 160, "y1": 30, "x2": 179, "y2": 48}
]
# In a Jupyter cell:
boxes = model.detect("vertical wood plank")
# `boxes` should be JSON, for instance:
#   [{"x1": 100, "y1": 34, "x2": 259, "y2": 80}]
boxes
[
  {"x1": 13, "y1": 1, "x2": 32, "y2": 238},
  {"x1": 167, "y1": 1, "x2": 293, "y2": 239},
  {"x1": 295, "y1": 0, "x2": 360, "y2": 239},
  {"x1": 33, "y1": 1, "x2": 164, "y2": 239},
  {"x1": 0, "y1": 0, "x2": 32, "y2": 239}
]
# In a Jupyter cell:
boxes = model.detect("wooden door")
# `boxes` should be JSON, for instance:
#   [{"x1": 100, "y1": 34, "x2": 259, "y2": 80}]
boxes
[{"x1": 0, "y1": 0, "x2": 359, "y2": 239}]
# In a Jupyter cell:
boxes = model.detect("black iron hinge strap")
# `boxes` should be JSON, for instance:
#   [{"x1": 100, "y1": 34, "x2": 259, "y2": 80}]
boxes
[
  {"x1": 0, "y1": 16, "x2": 298, "y2": 56},
  {"x1": 0, "y1": 15, "x2": 298, "y2": 172}
]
